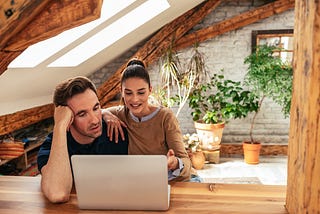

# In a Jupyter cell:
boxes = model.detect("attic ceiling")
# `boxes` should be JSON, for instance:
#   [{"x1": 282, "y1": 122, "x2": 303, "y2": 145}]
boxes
[
  {"x1": 0, "y1": 0, "x2": 205, "y2": 116},
  {"x1": 0, "y1": 0, "x2": 294, "y2": 135}
]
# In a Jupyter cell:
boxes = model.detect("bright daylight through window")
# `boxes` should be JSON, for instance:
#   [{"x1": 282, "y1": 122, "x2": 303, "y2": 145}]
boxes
[{"x1": 8, "y1": 0, "x2": 170, "y2": 68}]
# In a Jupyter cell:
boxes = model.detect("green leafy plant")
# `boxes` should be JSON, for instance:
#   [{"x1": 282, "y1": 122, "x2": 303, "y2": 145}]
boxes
[
  {"x1": 188, "y1": 73, "x2": 259, "y2": 124},
  {"x1": 244, "y1": 45, "x2": 293, "y2": 143}
]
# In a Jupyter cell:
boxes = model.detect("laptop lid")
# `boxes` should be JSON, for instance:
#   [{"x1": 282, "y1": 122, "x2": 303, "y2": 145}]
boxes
[{"x1": 71, "y1": 155, "x2": 169, "y2": 211}]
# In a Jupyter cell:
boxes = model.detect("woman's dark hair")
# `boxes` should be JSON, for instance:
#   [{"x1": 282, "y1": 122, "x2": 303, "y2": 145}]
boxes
[
  {"x1": 53, "y1": 76, "x2": 97, "y2": 106},
  {"x1": 121, "y1": 58, "x2": 151, "y2": 87}
]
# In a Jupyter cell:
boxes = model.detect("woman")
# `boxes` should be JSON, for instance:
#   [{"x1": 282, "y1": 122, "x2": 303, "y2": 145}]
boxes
[{"x1": 103, "y1": 58, "x2": 192, "y2": 182}]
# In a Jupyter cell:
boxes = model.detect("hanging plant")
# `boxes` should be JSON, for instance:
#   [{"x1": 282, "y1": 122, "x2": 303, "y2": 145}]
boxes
[{"x1": 157, "y1": 42, "x2": 209, "y2": 117}]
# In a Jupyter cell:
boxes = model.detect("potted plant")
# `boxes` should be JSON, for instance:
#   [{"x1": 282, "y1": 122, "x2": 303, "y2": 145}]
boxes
[
  {"x1": 154, "y1": 43, "x2": 209, "y2": 117},
  {"x1": 182, "y1": 133, "x2": 205, "y2": 170},
  {"x1": 188, "y1": 73, "x2": 259, "y2": 162},
  {"x1": 243, "y1": 45, "x2": 293, "y2": 164}
]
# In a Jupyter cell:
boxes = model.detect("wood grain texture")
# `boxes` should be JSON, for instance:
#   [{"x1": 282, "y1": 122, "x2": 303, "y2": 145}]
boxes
[
  {"x1": 220, "y1": 144, "x2": 288, "y2": 156},
  {"x1": 0, "y1": 0, "x2": 102, "y2": 75},
  {"x1": 4, "y1": 0, "x2": 103, "y2": 51},
  {"x1": 0, "y1": 176, "x2": 288, "y2": 214},
  {"x1": 0, "y1": 50, "x2": 24, "y2": 76},
  {"x1": 0, "y1": 104, "x2": 54, "y2": 136},
  {"x1": 286, "y1": 0, "x2": 320, "y2": 213},
  {"x1": 0, "y1": 0, "x2": 51, "y2": 49}
]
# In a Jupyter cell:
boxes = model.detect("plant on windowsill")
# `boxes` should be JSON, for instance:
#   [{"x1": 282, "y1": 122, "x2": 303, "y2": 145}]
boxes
[{"x1": 242, "y1": 45, "x2": 293, "y2": 164}]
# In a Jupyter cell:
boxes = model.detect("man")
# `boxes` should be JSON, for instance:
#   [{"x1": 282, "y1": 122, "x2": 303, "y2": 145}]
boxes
[{"x1": 37, "y1": 76, "x2": 128, "y2": 203}]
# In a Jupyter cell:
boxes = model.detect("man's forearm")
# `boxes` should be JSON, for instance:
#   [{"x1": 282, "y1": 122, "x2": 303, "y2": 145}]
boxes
[{"x1": 41, "y1": 125, "x2": 73, "y2": 203}]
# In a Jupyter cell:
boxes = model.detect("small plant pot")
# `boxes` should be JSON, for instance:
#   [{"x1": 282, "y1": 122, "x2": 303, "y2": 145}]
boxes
[
  {"x1": 188, "y1": 151, "x2": 206, "y2": 170},
  {"x1": 194, "y1": 121, "x2": 225, "y2": 163},
  {"x1": 194, "y1": 121, "x2": 225, "y2": 151},
  {"x1": 242, "y1": 141, "x2": 261, "y2": 164}
]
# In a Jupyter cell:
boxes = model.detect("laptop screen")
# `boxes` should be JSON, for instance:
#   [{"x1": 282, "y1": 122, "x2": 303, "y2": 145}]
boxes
[{"x1": 71, "y1": 155, "x2": 170, "y2": 210}]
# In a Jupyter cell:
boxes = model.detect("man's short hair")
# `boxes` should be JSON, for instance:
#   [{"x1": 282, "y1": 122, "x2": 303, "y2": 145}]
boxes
[{"x1": 53, "y1": 76, "x2": 97, "y2": 106}]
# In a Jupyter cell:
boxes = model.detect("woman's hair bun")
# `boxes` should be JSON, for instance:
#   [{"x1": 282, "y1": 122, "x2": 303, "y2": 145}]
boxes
[{"x1": 126, "y1": 58, "x2": 145, "y2": 68}]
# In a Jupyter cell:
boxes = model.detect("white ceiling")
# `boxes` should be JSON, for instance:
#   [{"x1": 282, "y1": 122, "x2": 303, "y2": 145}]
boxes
[{"x1": 0, "y1": 0, "x2": 205, "y2": 116}]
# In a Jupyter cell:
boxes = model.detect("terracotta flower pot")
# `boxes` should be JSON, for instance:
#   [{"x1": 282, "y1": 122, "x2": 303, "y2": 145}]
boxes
[
  {"x1": 194, "y1": 122, "x2": 225, "y2": 151},
  {"x1": 194, "y1": 121, "x2": 225, "y2": 164},
  {"x1": 190, "y1": 151, "x2": 206, "y2": 170},
  {"x1": 242, "y1": 141, "x2": 261, "y2": 164}
]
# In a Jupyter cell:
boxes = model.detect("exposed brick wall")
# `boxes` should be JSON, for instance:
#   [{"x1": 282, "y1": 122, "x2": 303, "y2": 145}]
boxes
[{"x1": 90, "y1": 1, "x2": 294, "y2": 145}]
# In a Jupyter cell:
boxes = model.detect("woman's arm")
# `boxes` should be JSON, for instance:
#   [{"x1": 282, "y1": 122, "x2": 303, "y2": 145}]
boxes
[
  {"x1": 101, "y1": 108, "x2": 127, "y2": 143},
  {"x1": 164, "y1": 109, "x2": 191, "y2": 181}
]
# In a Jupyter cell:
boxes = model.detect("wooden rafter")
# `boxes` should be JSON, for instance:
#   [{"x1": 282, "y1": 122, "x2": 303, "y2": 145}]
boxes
[
  {"x1": 175, "y1": 0, "x2": 295, "y2": 50},
  {"x1": 0, "y1": 0, "x2": 103, "y2": 76},
  {"x1": 4, "y1": 0, "x2": 103, "y2": 51},
  {"x1": 0, "y1": 50, "x2": 24, "y2": 76},
  {"x1": 0, "y1": 0, "x2": 51, "y2": 49},
  {"x1": 0, "y1": 104, "x2": 54, "y2": 136}
]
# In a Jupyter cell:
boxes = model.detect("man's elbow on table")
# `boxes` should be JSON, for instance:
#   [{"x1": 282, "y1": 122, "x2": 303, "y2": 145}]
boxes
[
  {"x1": 42, "y1": 187, "x2": 70, "y2": 203},
  {"x1": 40, "y1": 174, "x2": 71, "y2": 203}
]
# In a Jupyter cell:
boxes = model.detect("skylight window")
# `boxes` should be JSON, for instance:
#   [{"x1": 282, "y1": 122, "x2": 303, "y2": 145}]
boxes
[
  {"x1": 48, "y1": 0, "x2": 169, "y2": 67},
  {"x1": 8, "y1": 0, "x2": 138, "y2": 68}
]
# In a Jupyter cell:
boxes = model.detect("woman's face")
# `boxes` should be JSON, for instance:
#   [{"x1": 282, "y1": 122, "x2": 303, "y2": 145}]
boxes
[{"x1": 121, "y1": 77, "x2": 152, "y2": 118}]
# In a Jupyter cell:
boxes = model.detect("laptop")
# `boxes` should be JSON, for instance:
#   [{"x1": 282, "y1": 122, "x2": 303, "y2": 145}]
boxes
[{"x1": 71, "y1": 155, "x2": 170, "y2": 211}]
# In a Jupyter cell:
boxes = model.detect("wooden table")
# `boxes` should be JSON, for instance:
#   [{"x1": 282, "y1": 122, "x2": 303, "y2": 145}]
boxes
[{"x1": 0, "y1": 176, "x2": 288, "y2": 213}]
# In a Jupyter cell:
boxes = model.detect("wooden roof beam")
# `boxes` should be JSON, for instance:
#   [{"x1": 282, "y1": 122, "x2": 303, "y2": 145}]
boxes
[
  {"x1": 0, "y1": 104, "x2": 54, "y2": 136},
  {"x1": 0, "y1": 0, "x2": 103, "y2": 76},
  {"x1": 0, "y1": 0, "x2": 51, "y2": 49},
  {"x1": 175, "y1": 0, "x2": 295, "y2": 50}
]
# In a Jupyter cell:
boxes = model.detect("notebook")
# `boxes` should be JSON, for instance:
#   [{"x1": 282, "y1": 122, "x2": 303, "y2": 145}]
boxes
[{"x1": 71, "y1": 155, "x2": 170, "y2": 211}]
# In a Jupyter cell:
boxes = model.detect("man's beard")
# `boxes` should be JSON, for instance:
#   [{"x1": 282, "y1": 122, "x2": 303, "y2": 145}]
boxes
[
  {"x1": 85, "y1": 122, "x2": 102, "y2": 138},
  {"x1": 72, "y1": 121, "x2": 102, "y2": 142}
]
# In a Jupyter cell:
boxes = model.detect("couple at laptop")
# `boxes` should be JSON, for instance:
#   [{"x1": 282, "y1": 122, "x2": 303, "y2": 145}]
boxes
[{"x1": 37, "y1": 59, "x2": 198, "y2": 204}]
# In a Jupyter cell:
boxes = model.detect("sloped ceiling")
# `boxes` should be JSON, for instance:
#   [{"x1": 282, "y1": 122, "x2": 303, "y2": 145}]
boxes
[
  {"x1": 0, "y1": 0, "x2": 205, "y2": 116},
  {"x1": 0, "y1": 0, "x2": 295, "y2": 135}
]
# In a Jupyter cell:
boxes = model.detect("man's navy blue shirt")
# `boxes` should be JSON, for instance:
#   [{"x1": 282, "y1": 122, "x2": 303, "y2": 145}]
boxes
[{"x1": 37, "y1": 121, "x2": 128, "y2": 172}]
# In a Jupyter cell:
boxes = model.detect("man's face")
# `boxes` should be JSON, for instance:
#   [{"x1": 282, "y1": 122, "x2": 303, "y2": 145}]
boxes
[{"x1": 67, "y1": 89, "x2": 102, "y2": 144}]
